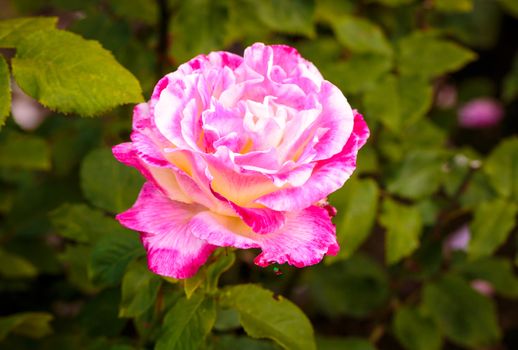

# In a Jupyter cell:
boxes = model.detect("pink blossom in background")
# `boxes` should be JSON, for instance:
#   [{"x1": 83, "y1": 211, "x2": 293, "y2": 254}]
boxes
[
  {"x1": 435, "y1": 83, "x2": 457, "y2": 109},
  {"x1": 443, "y1": 224, "x2": 470, "y2": 255},
  {"x1": 471, "y1": 279, "x2": 494, "y2": 297},
  {"x1": 113, "y1": 43, "x2": 369, "y2": 278},
  {"x1": 11, "y1": 82, "x2": 49, "y2": 130},
  {"x1": 458, "y1": 98, "x2": 504, "y2": 128}
]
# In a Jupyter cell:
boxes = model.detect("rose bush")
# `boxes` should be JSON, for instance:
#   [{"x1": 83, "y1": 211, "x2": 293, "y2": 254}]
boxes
[{"x1": 113, "y1": 43, "x2": 369, "y2": 278}]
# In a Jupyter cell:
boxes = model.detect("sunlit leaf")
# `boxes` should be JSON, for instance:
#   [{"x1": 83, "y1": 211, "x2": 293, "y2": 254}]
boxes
[
  {"x1": 0, "y1": 16, "x2": 57, "y2": 47},
  {"x1": 12, "y1": 29, "x2": 143, "y2": 116}
]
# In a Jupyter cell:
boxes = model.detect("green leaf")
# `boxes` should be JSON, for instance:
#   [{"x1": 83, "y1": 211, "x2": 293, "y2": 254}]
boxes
[
  {"x1": 0, "y1": 55, "x2": 10, "y2": 128},
  {"x1": 468, "y1": 198, "x2": 517, "y2": 259},
  {"x1": 387, "y1": 149, "x2": 446, "y2": 200},
  {"x1": 454, "y1": 257, "x2": 518, "y2": 298},
  {"x1": 0, "y1": 248, "x2": 37, "y2": 278},
  {"x1": 393, "y1": 306, "x2": 442, "y2": 350},
  {"x1": 184, "y1": 273, "x2": 205, "y2": 300},
  {"x1": 184, "y1": 251, "x2": 235, "y2": 298},
  {"x1": 328, "y1": 178, "x2": 379, "y2": 262},
  {"x1": 59, "y1": 245, "x2": 100, "y2": 294},
  {"x1": 422, "y1": 274, "x2": 501, "y2": 348},
  {"x1": 11, "y1": 29, "x2": 143, "y2": 116},
  {"x1": 325, "y1": 54, "x2": 392, "y2": 95},
  {"x1": 0, "y1": 312, "x2": 53, "y2": 341},
  {"x1": 317, "y1": 336, "x2": 376, "y2": 350},
  {"x1": 183, "y1": 250, "x2": 235, "y2": 299},
  {"x1": 315, "y1": 0, "x2": 354, "y2": 24},
  {"x1": 107, "y1": 0, "x2": 157, "y2": 25},
  {"x1": 170, "y1": 0, "x2": 229, "y2": 63},
  {"x1": 225, "y1": 0, "x2": 270, "y2": 45},
  {"x1": 307, "y1": 254, "x2": 389, "y2": 318},
  {"x1": 214, "y1": 308, "x2": 241, "y2": 331},
  {"x1": 380, "y1": 198, "x2": 423, "y2": 265},
  {"x1": 397, "y1": 32, "x2": 476, "y2": 78},
  {"x1": 156, "y1": 293, "x2": 216, "y2": 350},
  {"x1": 255, "y1": 0, "x2": 316, "y2": 37},
  {"x1": 332, "y1": 15, "x2": 392, "y2": 56},
  {"x1": 220, "y1": 284, "x2": 316, "y2": 350},
  {"x1": 363, "y1": 74, "x2": 433, "y2": 131},
  {"x1": 0, "y1": 131, "x2": 51, "y2": 170},
  {"x1": 80, "y1": 148, "x2": 144, "y2": 213},
  {"x1": 459, "y1": 171, "x2": 497, "y2": 209},
  {"x1": 434, "y1": 0, "x2": 473, "y2": 12},
  {"x1": 88, "y1": 229, "x2": 144, "y2": 285},
  {"x1": 483, "y1": 137, "x2": 518, "y2": 199},
  {"x1": 50, "y1": 203, "x2": 126, "y2": 243},
  {"x1": 0, "y1": 17, "x2": 57, "y2": 47},
  {"x1": 119, "y1": 261, "x2": 162, "y2": 318}
]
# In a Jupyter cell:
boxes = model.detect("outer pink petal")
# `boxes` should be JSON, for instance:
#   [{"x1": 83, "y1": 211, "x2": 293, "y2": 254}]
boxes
[
  {"x1": 256, "y1": 111, "x2": 370, "y2": 211},
  {"x1": 188, "y1": 211, "x2": 259, "y2": 249},
  {"x1": 116, "y1": 182, "x2": 215, "y2": 278},
  {"x1": 254, "y1": 205, "x2": 339, "y2": 267},
  {"x1": 188, "y1": 206, "x2": 338, "y2": 268},
  {"x1": 312, "y1": 81, "x2": 354, "y2": 160},
  {"x1": 112, "y1": 142, "x2": 192, "y2": 203}
]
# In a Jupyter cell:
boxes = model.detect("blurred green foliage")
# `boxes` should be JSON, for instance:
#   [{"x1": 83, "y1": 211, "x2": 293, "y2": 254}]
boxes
[{"x1": 0, "y1": 0, "x2": 517, "y2": 349}]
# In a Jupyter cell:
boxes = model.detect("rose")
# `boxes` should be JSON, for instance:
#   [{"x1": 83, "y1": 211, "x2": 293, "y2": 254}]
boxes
[{"x1": 113, "y1": 43, "x2": 369, "y2": 278}]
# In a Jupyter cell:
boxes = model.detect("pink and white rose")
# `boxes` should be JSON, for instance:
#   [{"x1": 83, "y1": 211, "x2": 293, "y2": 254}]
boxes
[{"x1": 113, "y1": 43, "x2": 369, "y2": 278}]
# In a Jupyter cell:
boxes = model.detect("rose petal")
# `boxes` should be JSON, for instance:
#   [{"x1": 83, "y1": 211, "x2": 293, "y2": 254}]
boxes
[
  {"x1": 254, "y1": 205, "x2": 339, "y2": 267},
  {"x1": 256, "y1": 111, "x2": 369, "y2": 211},
  {"x1": 116, "y1": 182, "x2": 215, "y2": 278},
  {"x1": 112, "y1": 143, "x2": 191, "y2": 203},
  {"x1": 189, "y1": 206, "x2": 338, "y2": 268}
]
